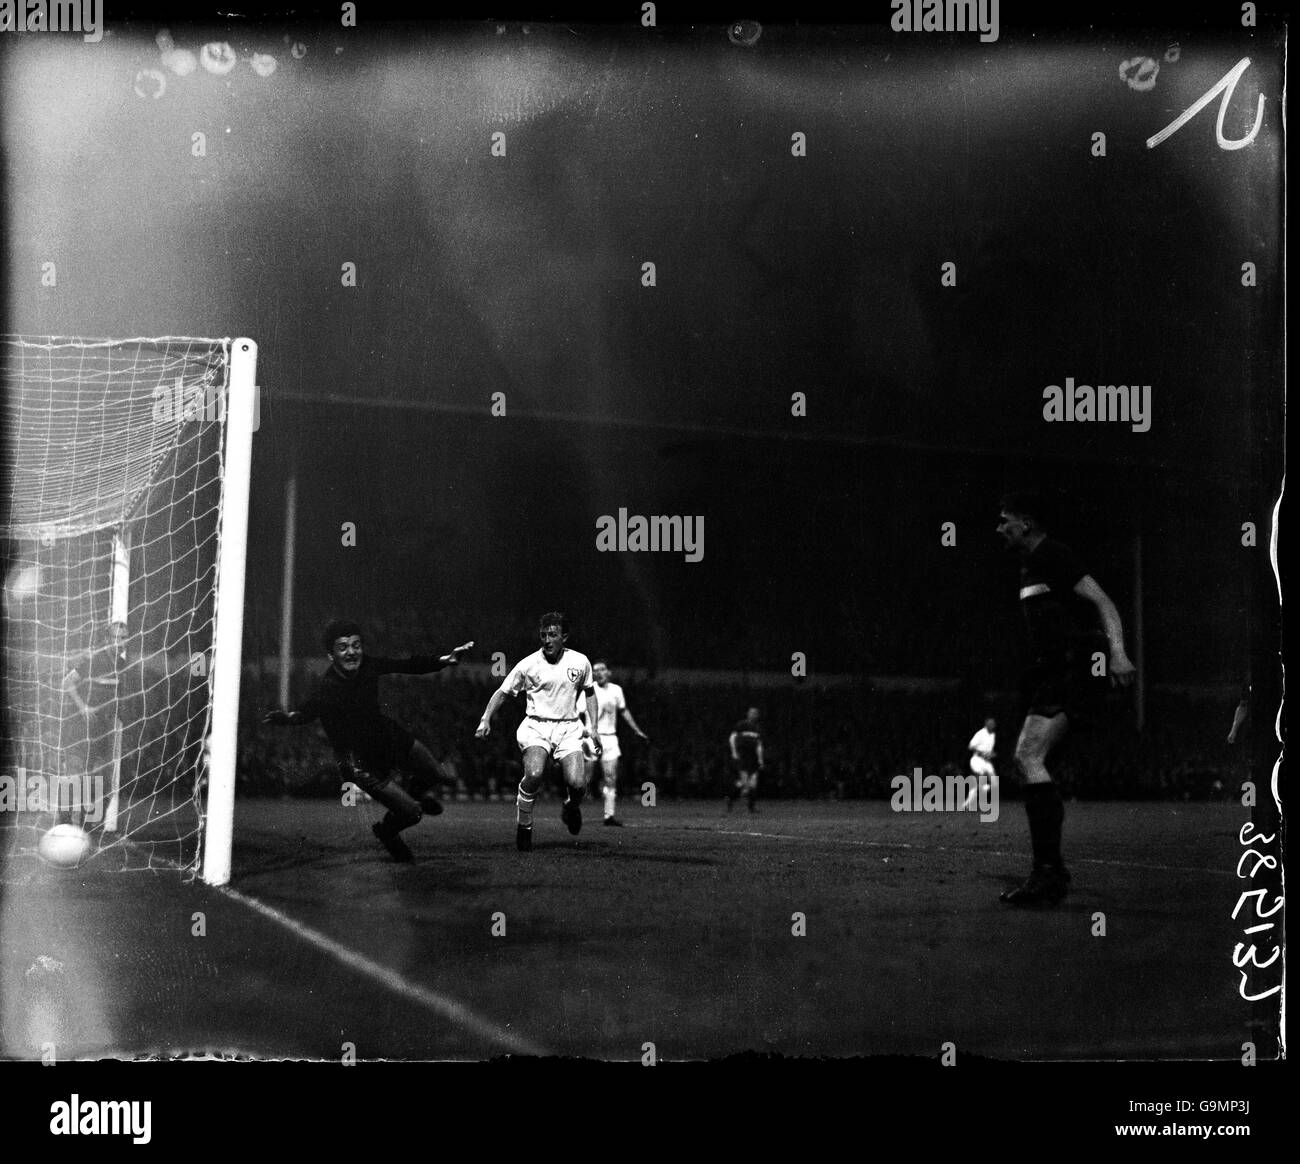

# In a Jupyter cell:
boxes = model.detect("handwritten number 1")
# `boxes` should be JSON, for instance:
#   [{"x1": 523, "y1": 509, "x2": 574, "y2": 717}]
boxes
[{"x1": 1147, "y1": 57, "x2": 1264, "y2": 151}]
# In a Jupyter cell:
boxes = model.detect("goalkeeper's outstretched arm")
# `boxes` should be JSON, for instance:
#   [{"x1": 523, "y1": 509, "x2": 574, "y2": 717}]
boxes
[
  {"x1": 373, "y1": 641, "x2": 475, "y2": 676},
  {"x1": 262, "y1": 706, "x2": 316, "y2": 727},
  {"x1": 263, "y1": 693, "x2": 321, "y2": 728}
]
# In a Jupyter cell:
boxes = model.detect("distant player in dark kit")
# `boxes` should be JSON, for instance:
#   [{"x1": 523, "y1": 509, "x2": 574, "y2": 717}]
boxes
[
  {"x1": 728, "y1": 707, "x2": 764, "y2": 812},
  {"x1": 996, "y1": 493, "x2": 1135, "y2": 905},
  {"x1": 263, "y1": 620, "x2": 473, "y2": 862},
  {"x1": 475, "y1": 611, "x2": 600, "y2": 851}
]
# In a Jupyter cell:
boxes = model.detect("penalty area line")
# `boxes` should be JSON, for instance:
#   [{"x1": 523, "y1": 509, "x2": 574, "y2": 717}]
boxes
[
  {"x1": 125, "y1": 841, "x2": 548, "y2": 1056},
  {"x1": 216, "y1": 884, "x2": 548, "y2": 1057}
]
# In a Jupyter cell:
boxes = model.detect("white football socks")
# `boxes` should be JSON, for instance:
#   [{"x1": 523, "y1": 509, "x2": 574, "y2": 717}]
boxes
[{"x1": 516, "y1": 785, "x2": 535, "y2": 828}]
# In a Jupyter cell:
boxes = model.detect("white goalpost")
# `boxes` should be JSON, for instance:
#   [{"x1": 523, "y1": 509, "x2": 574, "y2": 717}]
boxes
[
  {"x1": 104, "y1": 527, "x2": 130, "y2": 835},
  {"x1": 202, "y1": 338, "x2": 257, "y2": 886},
  {"x1": 1, "y1": 335, "x2": 257, "y2": 886}
]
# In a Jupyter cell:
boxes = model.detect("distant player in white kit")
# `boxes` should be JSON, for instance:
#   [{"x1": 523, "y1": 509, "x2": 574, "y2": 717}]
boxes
[
  {"x1": 475, "y1": 611, "x2": 601, "y2": 851},
  {"x1": 963, "y1": 716, "x2": 998, "y2": 811},
  {"x1": 582, "y1": 659, "x2": 650, "y2": 827}
]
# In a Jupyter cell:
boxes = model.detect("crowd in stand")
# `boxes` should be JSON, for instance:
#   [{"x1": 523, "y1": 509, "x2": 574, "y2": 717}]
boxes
[
  {"x1": 236, "y1": 662, "x2": 1246, "y2": 803},
  {"x1": 240, "y1": 599, "x2": 1019, "y2": 681},
  {"x1": 2, "y1": 604, "x2": 1246, "y2": 813}
]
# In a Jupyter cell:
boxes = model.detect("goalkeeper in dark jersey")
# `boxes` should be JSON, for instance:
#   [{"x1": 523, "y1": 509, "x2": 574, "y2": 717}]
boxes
[
  {"x1": 263, "y1": 619, "x2": 473, "y2": 862},
  {"x1": 996, "y1": 493, "x2": 1135, "y2": 906}
]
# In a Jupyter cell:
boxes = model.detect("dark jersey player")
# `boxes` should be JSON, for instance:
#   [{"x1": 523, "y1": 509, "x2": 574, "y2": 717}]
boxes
[
  {"x1": 727, "y1": 707, "x2": 764, "y2": 813},
  {"x1": 996, "y1": 493, "x2": 1135, "y2": 905},
  {"x1": 264, "y1": 620, "x2": 473, "y2": 862}
]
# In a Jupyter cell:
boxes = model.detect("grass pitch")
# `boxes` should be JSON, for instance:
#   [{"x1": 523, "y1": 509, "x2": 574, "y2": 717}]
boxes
[{"x1": 1, "y1": 798, "x2": 1249, "y2": 1061}]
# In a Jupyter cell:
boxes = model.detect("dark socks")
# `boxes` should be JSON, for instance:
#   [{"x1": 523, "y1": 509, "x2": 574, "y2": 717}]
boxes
[
  {"x1": 1023, "y1": 782, "x2": 1064, "y2": 868},
  {"x1": 379, "y1": 809, "x2": 417, "y2": 835}
]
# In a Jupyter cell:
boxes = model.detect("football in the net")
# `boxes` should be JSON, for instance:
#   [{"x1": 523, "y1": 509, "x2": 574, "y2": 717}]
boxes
[
  {"x1": 38, "y1": 824, "x2": 92, "y2": 868},
  {"x1": 4, "y1": 563, "x2": 40, "y2": 605}
]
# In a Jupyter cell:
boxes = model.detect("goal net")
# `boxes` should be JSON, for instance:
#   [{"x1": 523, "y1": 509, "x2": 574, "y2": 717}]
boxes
[{"x1": 1, "y1": 336, "x2": 257, "y2": 885}]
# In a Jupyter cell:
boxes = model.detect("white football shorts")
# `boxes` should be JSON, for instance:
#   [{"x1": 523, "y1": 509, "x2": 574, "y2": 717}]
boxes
[{"x1": 517, "y1": 716, "x2": 585, "y2": 761}]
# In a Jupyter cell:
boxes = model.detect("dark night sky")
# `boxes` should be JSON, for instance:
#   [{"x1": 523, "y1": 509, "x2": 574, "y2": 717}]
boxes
[{"x1": 3, "y1": 19, "x2": 1284, "y2": 680}]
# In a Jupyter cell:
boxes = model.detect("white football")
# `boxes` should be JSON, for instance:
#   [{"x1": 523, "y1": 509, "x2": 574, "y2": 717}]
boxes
[
  {"x1": 4, "y1": 563, "x2": 40, "y2": 604},
  {"x1": 38, "y1": 825, "x2": 92, "y2": 868}
]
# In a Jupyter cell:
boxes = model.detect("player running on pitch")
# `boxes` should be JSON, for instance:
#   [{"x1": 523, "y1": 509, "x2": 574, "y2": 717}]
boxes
[
  {"x1": 582, "y1": 659, "x2": 650, "y2": 827},
  {"x1": 475, "y1": 611, "x2": 600, "y2": 851},
  {"x1": 996, "y1": 493, "x2": 1135, "y2": 905},
  {"x1": 727, "y1": 707, "x2": 764, "y2": 813},
  {"x1": 962, "y1": 716, "x2": 998, "y2": 811},
  {"x1": 263, "y1": 620, "x2": 473, "y2": 862}
]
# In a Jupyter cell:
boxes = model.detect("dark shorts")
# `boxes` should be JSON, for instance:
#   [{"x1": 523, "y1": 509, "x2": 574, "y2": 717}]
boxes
[
  {"x1": 1019, "y1": 657, "x2": 1097, "y2": 726},
  {"x1": 337, "y1": 718, "x2": 416, "y2": 788}
]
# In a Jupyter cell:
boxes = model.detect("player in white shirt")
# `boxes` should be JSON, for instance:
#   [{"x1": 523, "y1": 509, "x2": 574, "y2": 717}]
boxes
[
  {"x1": 962, "y1": 716, "x2": 998, "y2": 811},
  {"x1": 475, "y1": 611, "x2": 601, "y2": 851},
  {"x1": 581, "y1": 659, "x2": 650, "y2": 827}
]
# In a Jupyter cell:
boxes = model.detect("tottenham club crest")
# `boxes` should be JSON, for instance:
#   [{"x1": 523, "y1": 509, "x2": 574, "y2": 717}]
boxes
[{"x1": 567, "y1": 667, "x2": 582, "y2": 684}]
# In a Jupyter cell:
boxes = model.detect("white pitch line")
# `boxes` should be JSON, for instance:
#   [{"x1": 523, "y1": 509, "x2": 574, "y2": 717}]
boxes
[
  {"x1": 709, "y1": 827, "x2": 1231, "y2": 878},
  {"x1": 217, "y1": 885, "x2": 548, "y2": 1057}
]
